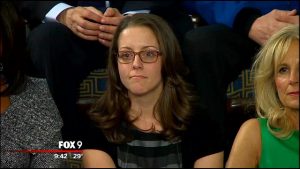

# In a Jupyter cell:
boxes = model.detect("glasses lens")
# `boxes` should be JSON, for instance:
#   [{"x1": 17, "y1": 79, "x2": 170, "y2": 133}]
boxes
[
  {"x1": 118, "y1": 51, "x2": 133, "y2": 63},
  {"x1": 141, "y1": 50, "x2": 158, "y2": 63}
]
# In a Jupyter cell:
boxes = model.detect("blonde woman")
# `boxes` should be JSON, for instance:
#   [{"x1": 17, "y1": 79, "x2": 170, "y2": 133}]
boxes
[{"x1": 226, "y1": 25, "x2": 299, "y2": 168}]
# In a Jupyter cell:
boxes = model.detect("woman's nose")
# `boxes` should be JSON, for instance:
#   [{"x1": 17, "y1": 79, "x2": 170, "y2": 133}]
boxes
[
  {"x1": 289, "y1": 69, "x2": 299, "y2": 84},
  {"x1": 132, "y1": 54, "x2": 143, "y2": 69}
]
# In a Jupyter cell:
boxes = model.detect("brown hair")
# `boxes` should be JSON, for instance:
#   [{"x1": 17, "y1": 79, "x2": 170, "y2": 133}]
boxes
[{"x1": 89, "y1": 14, "x2": 194, "y2": 143}]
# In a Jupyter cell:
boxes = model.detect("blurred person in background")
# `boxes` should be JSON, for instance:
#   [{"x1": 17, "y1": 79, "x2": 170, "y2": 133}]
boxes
[{"x1": 0, "y1": 1, "x2": 64, "y2": 167}]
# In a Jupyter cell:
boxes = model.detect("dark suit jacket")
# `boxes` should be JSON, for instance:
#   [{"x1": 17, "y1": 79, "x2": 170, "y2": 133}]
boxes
[
  {"x1": 14, "y1": 0, "x2": 193, "y2": 43},
  {"x1": 14, "y1": 1, "x2": 178, "y2": 24}
]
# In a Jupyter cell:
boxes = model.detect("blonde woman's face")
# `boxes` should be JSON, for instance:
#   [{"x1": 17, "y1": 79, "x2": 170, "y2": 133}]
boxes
[{"x1": 275, "y1": 40, "x2": 299, "y2": 110}]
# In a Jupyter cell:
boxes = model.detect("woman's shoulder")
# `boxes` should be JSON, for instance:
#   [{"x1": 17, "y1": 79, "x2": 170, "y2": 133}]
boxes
[
  {"x1": 5, "y1": 77, "x2": 62, "y2": 149},
  {"x1": 1, "y1": 78, "x2": 62, "y2": 149},
  {"x1": 238, "y1": 118, "x2": 261, "y2": 137},
  {"x1": 242, "y1": 118, "x2": 260, "y2": 127},
  {"x1": 21, "y1": 76, "x2": 60, "y2": 118},
  {"x1": 241, "y1": 118, "x2": 270, "y2": 134},
  {"x1": 17, "y1": 77, "x2": 50, "y2": 101},
  {"x1": 25, "y1": 77, "x2": 49, "y2": 94},
  {"x1": 226, "y1": 118, "x2": 262, "y2": 167},
  {"x1": 8, "y1": 76, "x2": 62, "y2": 132},
  {"x1": 28, "y1": 76, "x2": 61, "y2": 117},
  {"x1": 233, "y1": 118, "x2": 261, "y2": 149}
]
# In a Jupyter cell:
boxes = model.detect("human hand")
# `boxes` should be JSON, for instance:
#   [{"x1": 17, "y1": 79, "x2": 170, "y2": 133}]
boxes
[
  {"x1": 276, "y1": 9, "x2": 299, "y2": 24},
  {"x1": 249, "y1": 9, "x2": 299, "y2": 45},
  {"x1": 98, "y1": 7, "x2": 125, "y2": 47},
  {"x1": 57, "y1": 6, "x2": 103, "y2": 41}
]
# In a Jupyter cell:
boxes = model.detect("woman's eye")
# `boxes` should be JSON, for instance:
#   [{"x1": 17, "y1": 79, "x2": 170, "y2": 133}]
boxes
[
  {"x1": 145, "y1": 51, "x2": 155, "y2": 57},
  {"x1": 120, "y1": 52, "x2": 132, "y2": 58},
  {"x1": 278, "y1": 67, "x2": 289, "y2": 74}
]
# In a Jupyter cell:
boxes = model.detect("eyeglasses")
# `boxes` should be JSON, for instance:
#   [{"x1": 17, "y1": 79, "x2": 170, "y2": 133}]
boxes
[{"x1": 117, "y1": 50, "x2": 161, "y2": 64}]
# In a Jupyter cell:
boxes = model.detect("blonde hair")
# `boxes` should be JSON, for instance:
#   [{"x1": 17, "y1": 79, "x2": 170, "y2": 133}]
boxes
[{"x1": 251, "y1": 25, "x2": 299, "y2": 138}]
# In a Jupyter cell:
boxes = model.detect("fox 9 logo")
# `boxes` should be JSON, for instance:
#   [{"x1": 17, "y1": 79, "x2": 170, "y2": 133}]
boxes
[{"x1": 58, "y1": 141, "x2": 83, "y2": 149}]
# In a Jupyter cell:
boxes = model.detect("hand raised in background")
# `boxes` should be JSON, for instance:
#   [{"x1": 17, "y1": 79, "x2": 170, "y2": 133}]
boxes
[
  {"x1": 57, "y1": 6, "x2": 103, "y2": 41},
  {"x1": 249, "y1": 9, "x2": 299, "y2": 45},
  {"x1": 98, "y1": 7, "x2": 126, "y2": 47},
  {"x1": 57, "y1": 7, "x2": 126, "y2": 47}
]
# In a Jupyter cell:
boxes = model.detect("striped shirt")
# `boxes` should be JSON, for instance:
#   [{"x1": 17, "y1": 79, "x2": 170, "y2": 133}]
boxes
[{"x1": 117, "y1": 128, "x2": 182, "y2": 168}]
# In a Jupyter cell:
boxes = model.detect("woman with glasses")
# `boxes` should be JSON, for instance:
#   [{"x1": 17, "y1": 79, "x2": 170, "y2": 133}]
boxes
[{"x1": 82, "y1": 13, "x2": 224, "y2": 168}]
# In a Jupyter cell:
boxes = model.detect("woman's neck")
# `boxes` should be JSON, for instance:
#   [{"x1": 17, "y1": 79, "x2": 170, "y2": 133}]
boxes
[
  {"x1": 129, "y1": 82, "x2": 163, "y2": 118},
  {"x1": 128, "y1": 86, "x2": 163, "y2": 132}
]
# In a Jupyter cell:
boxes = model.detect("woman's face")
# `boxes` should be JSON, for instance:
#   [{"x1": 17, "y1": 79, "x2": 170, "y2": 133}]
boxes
[
  {"x1": 275, "y1": 40, "x2": 299, "y2": 111},
  {"x1": 117, "y1": 26, "x2": 163, "y2": 97}
]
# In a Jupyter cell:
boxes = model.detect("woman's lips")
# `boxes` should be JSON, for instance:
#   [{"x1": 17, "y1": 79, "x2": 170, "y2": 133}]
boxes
[
  {"x1": 288, "y1": 91, "x2": 299, "y2": 96},
  {"x1": 130, "y1": 75, "x2": 146, "y2": 79}
]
